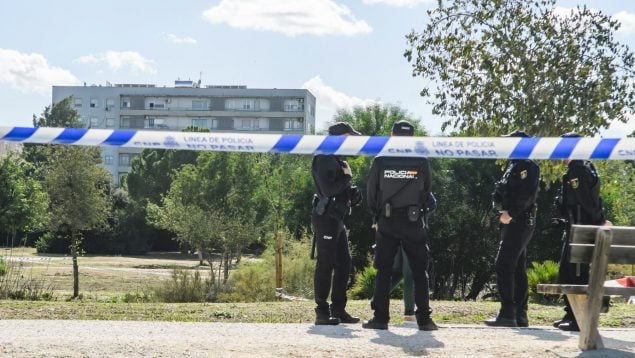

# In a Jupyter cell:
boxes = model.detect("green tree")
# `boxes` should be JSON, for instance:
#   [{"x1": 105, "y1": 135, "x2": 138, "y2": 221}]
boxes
[
  {"x1": 44, "y1": 146, "x2": 111, "y2": 298},
  {"x1": 0, "y1": 154, "x2": 49, "y2": 246},
  {"x1": 405, "y1": 0, "x2": 635, "y2": 136}
]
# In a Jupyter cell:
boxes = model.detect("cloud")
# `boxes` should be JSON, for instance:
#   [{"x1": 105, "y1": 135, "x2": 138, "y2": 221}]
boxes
[
  {"x1": 362, "y1": 0, "x2": 431, "y2": 7},
  {"x1": 202, "y1": 0, "x2": 372, "y2": 37},
  {"x1": 74, "y1": 51, "x2": 157, "y2": 74},
  {"x1": 163, "y1": 33, "x2": 197, "y2": 44},
  {"x1": 302, "y1": 75, "x2": 378, "y2": 115},
  {"x1": 0, "y1": 48, "x2": 79, "y2": 94},
  {"x1": 613, "y1": 11, "x2": 635, "y2": 35}
]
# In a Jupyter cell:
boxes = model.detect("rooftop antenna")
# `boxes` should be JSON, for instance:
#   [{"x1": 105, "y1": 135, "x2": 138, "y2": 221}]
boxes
[{"x1": 198, "y1": 71, "x2": 202, "y2": 87}]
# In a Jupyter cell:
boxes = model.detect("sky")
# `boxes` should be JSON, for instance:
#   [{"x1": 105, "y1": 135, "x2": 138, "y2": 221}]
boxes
[{"x1": 0, "y1": 0, "x2": 634, "y2": 136}]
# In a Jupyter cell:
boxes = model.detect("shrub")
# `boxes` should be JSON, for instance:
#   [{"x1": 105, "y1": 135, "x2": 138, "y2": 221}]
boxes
[
  {"x1": 0, "y1": 258, "x2": 7, "y2": 276},
  {"x1": 350, "y1": 264, "x2": 403, "y2": 300},
  {"x1": 153, "y1": 269, "x2": 211, "y2": 302},
  {"x1": 219, "y1": 238, "x2": 316, "y2": 302},
  {"x1": 527, "y1": 260, "x2": 560, "y2": 303}
]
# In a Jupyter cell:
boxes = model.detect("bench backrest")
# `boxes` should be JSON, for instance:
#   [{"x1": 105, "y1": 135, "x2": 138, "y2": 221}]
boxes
[{"x1": 570, "y1": 225, "x2": 635, "y2": 264}]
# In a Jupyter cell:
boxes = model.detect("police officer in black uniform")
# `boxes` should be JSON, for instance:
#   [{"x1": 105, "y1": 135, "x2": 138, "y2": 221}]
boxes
[
  {"x1": 311, "y1": 122, "x2": 362, "y2": 325},
  {"x1": 362, "y1": 120, "x2": 438, "y2": 331},
  {"x1": 553, "y1": 132, "x2": 612, "y2": 332},
  {"x1": 485, "y1": 130, "x2": 540, "y2": 327}
]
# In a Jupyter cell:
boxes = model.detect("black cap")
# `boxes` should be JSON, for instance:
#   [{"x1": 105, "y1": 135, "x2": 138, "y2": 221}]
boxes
[
  {"x1": 561, "y1": 132, "x2": 581, "y2": 138},
  {"x1": 502, "y1": 130, "x2": 531, "y2": 138},
  {"x1": 328, "y1": 122, "x2": 360, "y2": 136},
  {"x1": 391, "y1": 120, "x2": 415, "y2": 136}
]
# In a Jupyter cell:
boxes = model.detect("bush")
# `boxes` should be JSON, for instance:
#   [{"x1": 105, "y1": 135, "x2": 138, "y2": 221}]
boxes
[
  {"x1": 0, "y1": 258, "x2": 7, "y2": 276},
  {"x1": 35, "y1": 232, "x2": 70, "y2": 254},
  {"x1": 527, "y1": 260, "x2": 560, "y2": 303},
  {"x1": 153, "y1": 269, "x2": 211, "y2": 302},
  {"x1": 219, "y1": 238, "x2": 316, "y2": 302},
  {"x1": 350, "y1": 264, "x2": 403, "y2": 300}
]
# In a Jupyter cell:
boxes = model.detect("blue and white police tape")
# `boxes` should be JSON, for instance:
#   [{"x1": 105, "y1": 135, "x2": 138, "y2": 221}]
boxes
[{"x1": 0, "y1": 126, "x2": 633, "y2": 160}]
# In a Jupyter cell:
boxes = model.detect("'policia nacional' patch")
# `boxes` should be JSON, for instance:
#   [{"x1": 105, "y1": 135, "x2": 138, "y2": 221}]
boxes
[
  {"x1": 570, "y1": 178, "x2": 579, "y2": 189},
  {"x1": 520, "y1": 170, "x2": 528, "y2": 180},
  {"x1": 383, "y1": 170, "x2": 418, "y2": 179}
]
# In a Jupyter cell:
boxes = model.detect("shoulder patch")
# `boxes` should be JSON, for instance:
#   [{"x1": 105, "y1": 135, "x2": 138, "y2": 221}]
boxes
[
  {"x1": 569, "y1": 178, "x2": 579, "y2": 189},
  {"x1": 520, "y1": 170, "x2": 528, "y2": 180}
]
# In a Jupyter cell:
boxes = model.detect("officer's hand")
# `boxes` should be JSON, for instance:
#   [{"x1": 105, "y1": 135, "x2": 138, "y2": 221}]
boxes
[
  {"x1": 550, "y1": 218, "x2": 566, "y2": 227},
  {"x1": 499, "y1": 211, "x2": 512, "y2": 224},
  {"x1": 603, "y1": 220, "x2": 613, "y2": 227},
  {"x1": 371, "y1": 223, "x2": 378, "y2": 231},
  {"x1": 341, "y1": 161, "x2": 352, "y2": 177}
]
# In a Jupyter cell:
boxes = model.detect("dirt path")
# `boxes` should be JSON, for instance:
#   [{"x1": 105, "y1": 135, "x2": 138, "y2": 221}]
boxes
[{"x1": 0, "y1": 320, "x2": 633, "y2": 357}]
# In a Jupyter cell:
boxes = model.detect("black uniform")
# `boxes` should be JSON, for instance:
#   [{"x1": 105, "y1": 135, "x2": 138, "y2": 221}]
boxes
[
  {"x1": 366, "y1": 156, "x2": 433, "y2": 326},
  {"x1": 311, "y1": 154, "x2": 356, "y2": 318},
  {"x1": 557, "y1": 160, "x2": 606, "y2": 323},
  {"x1": 491, "y1": 159, "x2": 540, "y2": 325}
]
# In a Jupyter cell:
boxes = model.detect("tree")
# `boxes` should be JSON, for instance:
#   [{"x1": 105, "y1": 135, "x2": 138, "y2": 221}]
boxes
[
  {"x1": 0, "y1": 154, "x2": 49, "y2": 246},
  {"x1": 405, "y1": 0, "x2": 635, "y2": 136},
  {"x1": 44, "y1": 146, "x2": 111, "y2": 298}
]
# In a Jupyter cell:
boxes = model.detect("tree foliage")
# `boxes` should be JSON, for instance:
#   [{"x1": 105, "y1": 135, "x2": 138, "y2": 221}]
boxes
[{"x1": 405, "y1": 0, "x2": 635, "y2": 136}]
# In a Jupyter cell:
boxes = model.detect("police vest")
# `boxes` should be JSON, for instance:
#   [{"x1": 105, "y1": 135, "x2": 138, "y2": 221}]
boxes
[{"x1": 378, "y1": 157, "x2": 427, "y2": 209}]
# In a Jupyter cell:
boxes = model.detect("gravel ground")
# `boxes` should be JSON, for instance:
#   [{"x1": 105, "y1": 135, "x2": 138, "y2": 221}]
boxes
[{"x1": 0, "y1": 320, "x2": 633, "y2": 357}]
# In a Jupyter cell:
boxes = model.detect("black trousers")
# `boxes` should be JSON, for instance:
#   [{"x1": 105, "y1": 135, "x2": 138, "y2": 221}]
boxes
[
  {"x1": 495, "y1": 218, "x2": 535, "y2": 318},
  {"x1": 558, "y1": 237, "x2": 590, "y2": 320},
  {"x1": 371, "y1": 216, "x2": 431, "y2": 324},
  {"x1": 312, "y1": 213, "x2": 352, "y2": 315}
]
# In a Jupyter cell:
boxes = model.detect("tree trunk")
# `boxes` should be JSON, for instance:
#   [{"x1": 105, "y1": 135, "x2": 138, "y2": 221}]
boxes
[
  {"x1": 223, "y1": 251, "x2": 230, "y2": 284},
  {"x1": 197, "y1": 244, "x2": 204, "y2": 266},
  {"x1": 71, "y1": 232, "x2": 80, "y2": 298}
]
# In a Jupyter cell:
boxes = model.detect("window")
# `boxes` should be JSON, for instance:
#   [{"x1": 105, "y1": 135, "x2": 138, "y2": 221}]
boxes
[
  {"x1": 192, "y1": 118, "x2": 208, "y2": 128},
  {"x1": 118, "y1": 172, "x2": 128, "y2": 186},
  {"x1": 145, "y1": 118, "x2": 166, "y2": 129},
  {"x1": 74, "y1": 98, "x2": 82, "y2": 108},
  {"x1": 105, "y1": 99, "x2": 115, "y2": 108},
  {"x1": 192, "y1": 100, "x2": 207, "y2": 110},
  {"x1": 284, "y1": 118, "x2": 304, "y2": 131},
  {"x1": 121, "y1": 98, "x2": 131, "y2": 108},
  {"x1": 104, "y1": 155, "x2": 113, "y2": 165},
  {"x1": 120, "y1": 117, "x2": 130, "y2": 128},
  {"x1": 105, "y1": 118, "x2": 115, "y2": 128},
  {"x1": 119, "y1": 154, "x2": 130, "y2": 166},
  {"x1": 225, "y1": 98, "x2": 270, "y2": 111},
  {"x1": 211, "y1": 118, "x2": 218, "y2": 129},
  {"x1": 90, "y1": 98, "x2": 99, "y2": 108},
  {"x1": 234, "y1": 118, "x2": 268, "y2": 130},
  {"x1": 90, "y1": 117, "x2": 100, "y2": 127},
  {"x1": 284, "y1": 99, "x2": 304, "y2": 112}
]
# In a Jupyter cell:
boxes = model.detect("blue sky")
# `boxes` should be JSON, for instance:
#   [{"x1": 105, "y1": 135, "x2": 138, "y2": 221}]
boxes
[{"x1": 0, "y1": 0, "x2": 634, "y2": 136}]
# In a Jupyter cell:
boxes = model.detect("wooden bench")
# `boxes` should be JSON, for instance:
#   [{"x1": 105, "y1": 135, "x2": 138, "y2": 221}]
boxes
[{"x1": 537, "y1": 225, "x2": 635, "y2": 351}]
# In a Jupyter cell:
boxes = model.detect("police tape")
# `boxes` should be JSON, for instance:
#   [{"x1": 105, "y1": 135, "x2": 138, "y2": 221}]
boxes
[{"x1": 0, "y1": 126, "x2": 633, "y2": 160}]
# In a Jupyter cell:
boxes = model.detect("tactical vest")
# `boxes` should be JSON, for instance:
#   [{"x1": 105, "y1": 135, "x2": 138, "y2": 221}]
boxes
[
  {"x1": 378, "y1": 157, "x2": 427, "y2": 211},
  {"x1": 563, "y1": 161, "x2": 600, "y2": 223}
]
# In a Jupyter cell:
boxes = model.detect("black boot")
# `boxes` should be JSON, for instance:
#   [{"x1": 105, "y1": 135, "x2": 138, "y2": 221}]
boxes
[
  {"x1": 516, "y1": 311, "x2": 529, "y2": 328},
  {"x1": 417, "y1": 316, "x2": 439, "y2": 331},
  {"x1": 362, "y1": 318, "x2": 388, "y2": 330},
  {"x1": 558, "y1": 321, "x2": 580, "y2": 332},
  {"x1": 315, "y1": 309, "x2": 340, "y2": 326},
  {"x1": 484, "y1": 305, "x2": 517, "y2": 327},
  {"x1": 331, "y1": 310, "x2": 360, "y2": 324}
]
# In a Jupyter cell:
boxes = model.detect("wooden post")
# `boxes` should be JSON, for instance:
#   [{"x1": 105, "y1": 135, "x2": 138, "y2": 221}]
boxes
[
  {"x1": 275, "y1": 231, "x2": 283, "y2": 294},
  {"x1": 579, "y1": 228, "x2": 612, "y2": 351}
]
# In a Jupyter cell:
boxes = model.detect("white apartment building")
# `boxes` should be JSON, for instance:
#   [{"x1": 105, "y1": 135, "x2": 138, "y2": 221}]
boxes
[{"x1": 53, "y1": 81, "x2": 316, "y2": 185}]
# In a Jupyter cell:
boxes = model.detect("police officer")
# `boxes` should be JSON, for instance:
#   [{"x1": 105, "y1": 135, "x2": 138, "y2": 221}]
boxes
[
  {"x1": 485, "y1": 130, "x2": 540, "y2": 327},
  {"x1": 311, "y1": 122, "x2": 362, "y2": 325},
  {"x1": 363, "y1": 120, "x2": 437, "y2": 331},
  {"x1": 553, "y1": 132, "x2": 612, "y2": 332}
]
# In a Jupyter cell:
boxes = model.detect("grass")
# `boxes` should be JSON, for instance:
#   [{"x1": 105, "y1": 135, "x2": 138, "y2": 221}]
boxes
[
  {"x1": 1, "y1": 247, "x2": 633, "y2": 327},
  {"x1": 0, "y1": 299, "x2": 633, "y2": 327}
]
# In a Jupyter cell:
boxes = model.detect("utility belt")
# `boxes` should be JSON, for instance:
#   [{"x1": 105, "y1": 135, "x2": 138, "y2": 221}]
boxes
[
  {"x1": 520, "y1": 205, "x2": 537, "y2": 226},
  {"x1": 312, "y1": 194, "x2": 350, "y2": 220},
  {"x1": 382, "y1": 203, "x2": 421, "y2": 222}
]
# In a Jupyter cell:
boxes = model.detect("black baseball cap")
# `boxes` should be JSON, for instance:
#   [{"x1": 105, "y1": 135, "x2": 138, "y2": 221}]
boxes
[
  {"x1": 391, "y1": 120, "x2": 415, "y2": 136},
  {"x1": 328, "y1": 122, "x2": 360, "y2": 136},
  {"x1": 502, "y1": 130, "x2": 531, "y2": 138}
]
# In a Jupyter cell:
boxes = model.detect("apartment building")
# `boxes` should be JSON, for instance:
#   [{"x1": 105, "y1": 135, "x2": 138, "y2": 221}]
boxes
[{"x1": 52, "y1": 81, "x2": 316, "y2": 185}]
